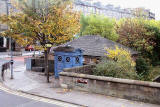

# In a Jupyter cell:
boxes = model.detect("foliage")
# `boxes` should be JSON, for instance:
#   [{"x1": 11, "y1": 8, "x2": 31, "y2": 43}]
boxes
[
  {"x1": 116, "y1": 18, "x2": 155, "y2": 53},
  {"x1": 93, "y1": 58, "x2": 138, "y2": 80},
  {"x1": 136, "y1": 56, "x2": 150, "y2": 81},
  {"x1": 80, "y1": 14, "x2": 119, "y2": 41},
  {"x1": 116, "y1": 18, "x2": 160, "y2": 65},
  {"x1": 144, "y1": 24, "x2": 160, "y2": 65},
  {"x1": 93, "y1": 47, "x2": 138, "y2": 80},
  {"x1": 149, "y1": 66, "x2": 160, "y2": 81},
  {"x1": 105, "y1": 46, "x2": 135, "y2": 67},
  {"x1": 0, "y1": 0, "x2": 80, "y2": 48},
  {"x1": 0, "y1": 0, "x2": 80, "y2": 82}
]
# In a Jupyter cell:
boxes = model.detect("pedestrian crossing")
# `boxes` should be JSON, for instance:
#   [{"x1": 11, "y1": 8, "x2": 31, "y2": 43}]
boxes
[{"x1": 0, "y1": 83, "x2": 82, "y2": 107}]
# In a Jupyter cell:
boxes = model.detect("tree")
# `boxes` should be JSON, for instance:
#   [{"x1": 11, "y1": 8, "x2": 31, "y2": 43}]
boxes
[
  {"x1": 80, "y1": 14, "x2": 119, "y2": 41},
  {"x1": 116, "y1": 18, "x2": 160, "y2": 65},
  {"x1": 144, "y1": 23, "x2": 160, "y2": 65},
  {"x1": 116, "y1": 18, "x2": 155, "y2": 54},
  {"x1": 0, "y1": 0, "x2": 80, "y2": 82}
]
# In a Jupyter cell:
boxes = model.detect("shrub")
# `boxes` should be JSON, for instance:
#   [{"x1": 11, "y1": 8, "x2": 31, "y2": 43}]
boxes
[
  {"x1": 93, "y1": 58, "x2": 138, "y2": 80},
  {"x1": 136, "y1": 57, "x2": 151, "y2": 81},
  {"x1": 93, "y1": 47, "x2": 138, "y2": 80},
  {"x1": 105, "y1": 46, "x2": 135, "y2": 67}
]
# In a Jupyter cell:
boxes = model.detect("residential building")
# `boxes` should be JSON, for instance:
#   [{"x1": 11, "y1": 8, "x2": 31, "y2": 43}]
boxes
[
  {"x1": 73, "y1": 0, "x2": 155, "y2": 20},
  {"x1": 0, "y1": 0, "x2": 9, "y2": 51},
  {"x1": 0, "y1": 0, "x2": 21, "y2": 52}
]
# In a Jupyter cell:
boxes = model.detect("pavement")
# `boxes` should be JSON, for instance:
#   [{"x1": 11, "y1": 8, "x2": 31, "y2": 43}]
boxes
[
  {"x1": 0, "y1": 82, "x2": 79, "y2": 107},
  {"x1": 1, "y1": 56, "x2": 160, "y2": 107},
  {"x1": 0, "y1": 56, "x2": 80, "y2": 107},
  {"x1": 0, "y1": 89, "x2": 62, "y2": 107}
]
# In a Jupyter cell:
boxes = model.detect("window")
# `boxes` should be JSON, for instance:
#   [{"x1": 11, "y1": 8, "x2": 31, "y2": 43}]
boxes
[
  {"x1": 66, "y1": 57, "x2": 70, "y2": 62},
  {"x1": 76, "y1": 57, "x2": 80, "y2": 64},
  {"x1": 58, "y1": 56, "x2": 62, "y2": 62}
]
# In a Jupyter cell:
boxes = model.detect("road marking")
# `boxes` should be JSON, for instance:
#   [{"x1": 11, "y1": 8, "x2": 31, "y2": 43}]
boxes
[{"x1": 0, "y1": 83, "x2": 81, "y2": 107}]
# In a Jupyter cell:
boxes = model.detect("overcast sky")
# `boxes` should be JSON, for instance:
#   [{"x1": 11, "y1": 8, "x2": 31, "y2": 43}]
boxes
[{"x1": 91, "y1": 0, "x2": 160, "y2": 20}]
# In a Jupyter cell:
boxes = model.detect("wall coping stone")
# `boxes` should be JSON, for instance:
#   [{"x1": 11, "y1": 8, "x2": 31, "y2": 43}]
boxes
[
  {"x1": 59, "y1": 72, "x2": 160, "y2": 88},
  {"x1": 63, "y1": 64, "x2": 95, "y2": 71}
]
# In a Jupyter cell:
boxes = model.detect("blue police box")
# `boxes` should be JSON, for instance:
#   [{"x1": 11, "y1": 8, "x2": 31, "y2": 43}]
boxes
[{"x1": 54, "y1": 46, "x2": 83, "y2": 78}]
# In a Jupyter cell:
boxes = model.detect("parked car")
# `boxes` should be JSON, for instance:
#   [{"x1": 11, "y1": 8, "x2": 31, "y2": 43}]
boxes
[{"x1": 25, "y1": 45, "x2": 34, "y2": 51}]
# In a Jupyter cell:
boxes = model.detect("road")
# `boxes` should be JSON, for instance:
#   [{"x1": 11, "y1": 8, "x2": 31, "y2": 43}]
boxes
[
  {"x1": 0, "y1": 56, "x2": 60, "y2": 107},
  {"x1": 0, "y1": 53, "x2": 78, "y2": 107},
  {"x1": 0, "y1": 89, "x2": 61, "y2": 107}
]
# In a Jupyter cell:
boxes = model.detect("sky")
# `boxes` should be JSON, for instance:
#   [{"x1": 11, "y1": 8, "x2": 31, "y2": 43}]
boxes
[{"x1": 90, "y1": 0, "x2": 160, "y2": 20}]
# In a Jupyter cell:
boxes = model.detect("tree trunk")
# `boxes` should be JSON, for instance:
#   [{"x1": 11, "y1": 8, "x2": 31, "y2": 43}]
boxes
[{"x1": 44, "y1": 49, "x2": 49, "y2": 83}]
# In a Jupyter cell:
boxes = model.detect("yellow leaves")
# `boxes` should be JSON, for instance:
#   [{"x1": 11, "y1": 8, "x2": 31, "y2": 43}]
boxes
[
  {"x1": 105, "y1": 46, "x2": 128, "y2": 59},
  {"x1": 34, "y1": 45, "x2": 43, "y2": 51},
  {"x1": 0, "y1": 31, "x2": 7, "y2": 37},
  {"x1": 12, "y1": 34, "x2": 30, "y2": 46},
  {"x1": 105, "y1": 46, "x2": 135, "y2": 67}
]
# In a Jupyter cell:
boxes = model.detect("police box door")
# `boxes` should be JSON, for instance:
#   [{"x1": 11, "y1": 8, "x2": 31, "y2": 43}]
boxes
[{"x1": 56, "y1": 55, "x2": 64, "y2": 77}]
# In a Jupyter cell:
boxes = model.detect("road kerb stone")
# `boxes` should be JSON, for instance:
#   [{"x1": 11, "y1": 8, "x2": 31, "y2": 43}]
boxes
[
  {"x1": 19, "y1": 90, "x2": 87, "y2": 107},
  {"x1": 0, "y1": 82, "x2": 85, "y2": 107}
]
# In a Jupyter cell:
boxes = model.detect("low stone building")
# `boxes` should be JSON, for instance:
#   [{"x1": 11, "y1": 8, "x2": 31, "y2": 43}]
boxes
[{"x1": 51, "y1": 35, "x2": 138, "y2": 64}]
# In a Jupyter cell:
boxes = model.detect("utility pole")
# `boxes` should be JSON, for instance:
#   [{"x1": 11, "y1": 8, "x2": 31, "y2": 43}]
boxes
[{"x1": 5, "y1": 0, "x2": 13, "y2": 79}]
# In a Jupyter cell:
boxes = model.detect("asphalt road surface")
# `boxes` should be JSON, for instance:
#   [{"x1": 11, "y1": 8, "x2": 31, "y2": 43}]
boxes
[
  {"x1": 0, "y1": 57, "x2": 75, "y2": 107},
  {"x1": 0, "y1": 89, "x2": 61, "y2": 107}
]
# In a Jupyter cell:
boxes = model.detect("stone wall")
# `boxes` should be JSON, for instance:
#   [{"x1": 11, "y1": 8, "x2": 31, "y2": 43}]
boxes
[
  {"x1": 27, "y1": 58, "x2": 54, "y2": 72},
  {"x1": 63, "y1": 64, "x2": 95, "y2": 74},
  {"x1": 60, "y1": 71, "x2": 160, "y2": 104}
]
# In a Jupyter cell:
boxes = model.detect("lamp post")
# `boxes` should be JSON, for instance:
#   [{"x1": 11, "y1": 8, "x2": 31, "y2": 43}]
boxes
[
  {"x1": 4, "y1": 0, "x2": 13, "y2": 79},
  {"x1": 45, "y1": 44, "x2": 52, "y2": 83}
]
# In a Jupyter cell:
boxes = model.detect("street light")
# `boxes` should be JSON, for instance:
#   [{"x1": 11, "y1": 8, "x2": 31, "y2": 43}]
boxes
[
  {"x1": 45, "y1": 43, "x2": 52, "y2": 83},
  {"x1": 4, "y1": 0, "x2": 14, "y2": 79}
]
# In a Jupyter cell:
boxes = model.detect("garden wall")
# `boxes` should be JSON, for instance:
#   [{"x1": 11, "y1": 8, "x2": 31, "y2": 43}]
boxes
[
  {"x1": 25, "y1": 58, "x2": 54, "y2": 72},
  {"x1": 63, "y1": 64, "x2": 95, "y2": 74},
  {"x1": 60, "y1": 66, "x2": 160, "y2": 104}
]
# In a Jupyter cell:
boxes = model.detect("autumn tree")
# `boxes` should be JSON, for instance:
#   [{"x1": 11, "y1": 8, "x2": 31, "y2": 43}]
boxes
[
  {"x1": 0, "y1": 0, "x2": 80, "y2": 82},
  {"x1": 116, "y1": 18, "x2": 155, "y2": 53},
  {"x1": 116, "y1": 18, "x2": 160, "y2": 65}
]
